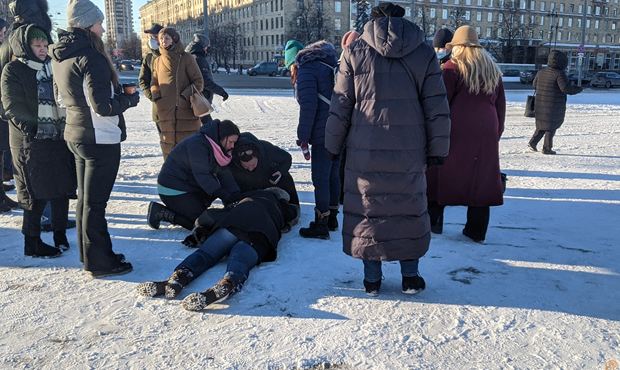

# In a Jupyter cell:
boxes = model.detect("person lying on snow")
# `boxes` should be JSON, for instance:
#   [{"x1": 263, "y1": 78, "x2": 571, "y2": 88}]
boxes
[{"x1": 137, "y1": 188, "x2": 298, "y2": 311}]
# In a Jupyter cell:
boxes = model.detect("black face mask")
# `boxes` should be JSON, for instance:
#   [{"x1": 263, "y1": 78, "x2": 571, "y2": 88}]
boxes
[{"x1": 236, "y1": 148, "x2": 255, "y2": 162}]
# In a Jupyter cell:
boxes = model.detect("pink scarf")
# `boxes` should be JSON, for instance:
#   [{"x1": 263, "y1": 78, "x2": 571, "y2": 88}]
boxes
[{"x1": 206, "y1": 135, "x2": 232, "y2": 166}]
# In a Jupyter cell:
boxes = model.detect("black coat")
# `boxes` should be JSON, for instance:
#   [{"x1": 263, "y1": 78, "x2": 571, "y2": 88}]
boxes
[
  {"x1": 186, "y1": 40, "x2": 227, "y2": 103},
  {"x1": 230, "y1": 132, "x2": 298, "y2": 204},
  {"x1": 0, "y1": 25, "x2": 76, "y2": 210},
  {"x1": 533, "y1": 51, "x2": 582, "y2": 131},
  {"x1": 138, "y1": 49, "x2": 160, "y2": 122}
]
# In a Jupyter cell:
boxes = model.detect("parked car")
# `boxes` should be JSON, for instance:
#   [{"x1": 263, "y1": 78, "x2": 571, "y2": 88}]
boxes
[
  {"x1": 278, "y1": 66, "x2": 291, "y2": 77},
  {"x1": 568, "y1": 72, "x2": 593, "y2": 86},
  {"x1": 503, "y1": 69, "x2": 521, "y2": 77},
  {"x1": 247, "y1": 62, "x2": 278, "y2": 76},
  {"x1": 590, "y1": 72, "x2": 620, "y2": 88},
  {"x1": 117, "y1": 60, "x2": 135, "y2": 71},
  {"x1": 519, "y1": 70, "x2": 538, "y2": 84}
]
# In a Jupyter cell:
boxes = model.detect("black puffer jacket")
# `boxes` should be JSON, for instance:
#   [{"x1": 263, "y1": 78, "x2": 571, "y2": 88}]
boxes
[
  {"x1": 138, "y1": 48, "x2": 160, "y2": 121},
  {"x1": 186, "y1": 39, "x2": 227, "y2": 103},
  {"x1": 533, "y1": 50, "x2": 582, "y2": 131},
  {"x1": 1, "y1": 24, "x2": 76, "y2": 210},
  {"x1": 51, "y1": 28, "x2": 135, "y2": 144}
]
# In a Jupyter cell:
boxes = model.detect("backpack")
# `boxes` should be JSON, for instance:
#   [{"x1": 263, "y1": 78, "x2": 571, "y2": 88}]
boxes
[{"x1": 317, "y1": 61, "x2": 338, "y2": 105}]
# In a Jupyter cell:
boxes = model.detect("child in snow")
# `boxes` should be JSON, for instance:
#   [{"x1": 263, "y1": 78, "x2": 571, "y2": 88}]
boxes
[{"x1": 137, "y1": 188, "x2": 298, "y2": 311}]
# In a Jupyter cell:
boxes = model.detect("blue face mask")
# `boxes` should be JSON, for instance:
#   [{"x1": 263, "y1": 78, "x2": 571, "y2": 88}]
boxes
[
  {"x1": 436, "y1": 50, "x2": 448, "y2": 60},
  {"x1": 149, "y1": 38, "x2": 159, "y2": 50}
]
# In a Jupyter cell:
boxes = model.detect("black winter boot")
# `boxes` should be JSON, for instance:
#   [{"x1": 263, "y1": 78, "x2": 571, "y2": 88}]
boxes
[
  {"x1": 299, "y1": 209, "x2": 330, "y2": 239},
  {"x1": 165, "y1": 268, "x2": 194, "y2": 299},
  {"x1": 363, "y1": 280, "x2": 381, "y2": 296},
  {"x1": 24, "y1": 236, "x2": 62, "y2": 258},
  {"x1": 328, "y1": 207, "x2": 339, "y2": 231},
  {"x1": 147, "y1": 202, "x2": 176, "y2": 229},
  {"x1": 53, "y1": 231, "x2": 70, "y2": 251},
  {"x1": 402, "y1": 275, "x2": 426, "y2": 295},
  {"x1": 182, "y1": 274, "x2": 242, "y2": 311}
]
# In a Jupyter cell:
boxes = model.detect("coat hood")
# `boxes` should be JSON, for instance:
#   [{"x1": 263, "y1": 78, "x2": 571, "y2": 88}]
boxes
[
  {"x1": 200, "y1": 119, "x2": 241, "y2": 144},
  {"x1": 9, "y1": 24, "x2": 42, "y2": 61},
  {"x1": 233, "y1": 132, "x2": 262, "y2": 164},
  {"x1": 295, "y1": 40, "x2": 338, "y2": 67},
  {"x1": 159, "y1": 41, "x2": 185, "y2": 56},
  {"x1": 361, "y1": 17, "x2": 424, "y2": 58},
  {"x1": 9, "y1": 0, "x2": 53, "y2": 38},
  {"x1": 186, "y1": 40, "x2": 206, "y2": 57},
  {"x1": 547, "y1": 50, "x2": 568, "y2": 70},
  {"x1": 50, "y1": 27, "x2": 92, "y2": 62}
]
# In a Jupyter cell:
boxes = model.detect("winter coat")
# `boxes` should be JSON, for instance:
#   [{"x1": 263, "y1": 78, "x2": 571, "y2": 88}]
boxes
[
  {"x1": 1, "y1": 25, "x2": 76, "y2": 210},
  {"x1": 229, "y1": 132, "x2": 298, "y2": 203},
  {"x1": 0, "y1": 38, "x2": 7, "y2": 152},
  {"x1": 186, "y1": 40, "x2": 227, "y2": 103},
  {"x1": 295, "y1": 41, "x2": 338, "y2": 146},
  {"x1": 150, "y1": 42, "x2": 204, "y2": 157},
  {"x1": 533, "y1": 50, "x2": 582, "y2": 131},
  {"x1": 138, "y1": 48, "x2": 160, "y2": 121},
  {"x1": 51, "y1": 28, "x2": 133, "y2": 145},
  {"x1": 426, "y1": 60, "x2": 505, "y2": 207},
  {"x1": 157, "y1": 122, "x2": 239, "y2": 203},
  {"x1": 325, "y1": 17, "x2": 451, "y2": 261}
]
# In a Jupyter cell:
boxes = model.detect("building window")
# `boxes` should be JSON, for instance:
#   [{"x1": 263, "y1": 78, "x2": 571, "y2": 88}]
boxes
[
  {"x1": 559, "y1": 3, "x2": 564, "y2": 12},
  {"x1": 335, "y1": 18, "x2": 341, "y2": 30},
  {"x1": 430, "y1": 8, "x2": 436, "y2": 17},
  {"x1": 568, "y1": 18, "x2": 572, "y2": 27},
  {"x1": 613, "y1": 22, "x2": 617, "y2": 30},
  {"x1": 558, "y1": 17, "x2": 563, "y2": 26},
  {"x1": 488, "y1": 12, "x2": 493, "y2": 21},
  {"x1": 475, "y1": 26, "x2": 481, "y2": 34},
  {"x1": 466, "y1": 0, "x2": 471, "y2": 4},
  {"x1": 477, "y1": 0, "x2": 482, "y2": 5},
  {"x1": 335, "y1": 1, "x2": 341, "y2": 12},
  {"x1": 442, "y1": 9, "x2": 448, "y2": 19},
  {"x1": 454, "y1": 0, "x2": 459, "y2": 5},
  {"x1": 260, "y1": 20, "x2": 263, "y2": 30},
  {"x1": 486, "y1": 27, "x2": 492, "y2": 37},
  {"x1": 271, "y1": 18, "x2": 274, "y2": 29},
  {"x1": 465, "y1": 11, "x2": 470, "y2": 20},
  {"x1": 557, "y1": 31, "x2": 562, "y2": 40},
  {"x1": 595, "y1": 19, "x2": 599, "y2": 29},
  {"x1": 595, "y1": 6, "x2": 600, "y2": 15},
  {"x1": 406, "y1": 6, "x2": 412, "y2": 16},
  {"x1": 541, "y1": 1, "x2": 545, "y2": 11},
  {"x1": 271, "y1": 35, "x2": 274, "y2": 45},
  {"x1": 587, "y1": 5, "x2": 591, "y2": 14},
  {"x1": 531, "y1": 0, "x2": 535, "y2": 10},
  {"x1": 586, "y1": 19, "x2": 590, "y2": 28}
]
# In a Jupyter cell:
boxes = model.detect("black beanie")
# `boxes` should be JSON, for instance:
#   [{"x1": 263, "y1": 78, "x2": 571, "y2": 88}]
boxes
[
  {"x1": 371, "y1": 2, "x2": 406, "y2": 18},
  {"x1": 217, "y1": 119, "x2": 240, "y2": 140},
  {"x1": 433, "y1": 28, "x2": 454, "y2": 48}
]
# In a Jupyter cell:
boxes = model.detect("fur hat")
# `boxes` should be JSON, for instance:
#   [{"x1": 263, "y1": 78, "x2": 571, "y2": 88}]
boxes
[
  {"x1": 370, "y1": 2, "x2": 406, "y2": 18},
  {"x1": 446, "y1": 25, "x2": 481, "y2": 48},
  {"x1": 433, "y1": 28, "x2": 454, "y2": 48},
  {"x1": 67, "y1": 0, "x2": 104, "y2": 29}
]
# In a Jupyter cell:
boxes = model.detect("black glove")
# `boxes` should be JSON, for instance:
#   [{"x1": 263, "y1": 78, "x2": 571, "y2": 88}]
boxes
[
  {"x1": 221, "y1": 91, "x2": 229, "y2": 101},
  {"x1": 182, "y1": 225, "x2": 212, "y2": 248},
  {"x1": 427, "y1": 156, "x2": 446, "y2": 166},
  {"x1": 117, "y1": 92, "x2": 140, "y2": 111},
  {"x1": 195, "y1": 209, "x2": 216, "y2": 230}
]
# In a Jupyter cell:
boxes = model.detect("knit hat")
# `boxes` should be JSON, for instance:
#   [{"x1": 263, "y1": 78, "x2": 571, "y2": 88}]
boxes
[
  {"x1": 67, "y1": 0, "x2": 104, "y2": 29},
  {"x1": 27, "y1": 26, "x2": 48, "y2": 43},
  {"x1": 446, "y1": 25, "x2": 481, "y2": 48},
  {"x1": 370, "y1": 2, "x2": 406, "y2": 19},
  {"x1": 341, "y1": 30, "x2": 360, "y2": 49},
  {"x1": 216, "y1": 119, "x2": 240, "y2": 140},
  {"x1": 433, "y1": 28, "x2": 454, "y2": 48},
  {"x1": 284, "y1": 39, "x2": 304, "y2": 69}
]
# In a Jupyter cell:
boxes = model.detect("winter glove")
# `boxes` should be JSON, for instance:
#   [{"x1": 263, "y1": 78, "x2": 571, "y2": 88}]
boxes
[
  {"x1": 426, "y1": 156, "x2": 446, "y2": 167},
  {"x1": 182, "y1": 225, "x2": 212, "y2": 248},
  {"x1": 221, "y1": 91, "x2": 229, "y2": 101},
  {"x1": 269, "y1": 171, "x2": 282, "y2": 185},
  {"x1": 296, "y1": 140, "x2": 310, "y2": 160},
  {"x1": 117, "y1": 92, "x2": 140, "y2": 111}
]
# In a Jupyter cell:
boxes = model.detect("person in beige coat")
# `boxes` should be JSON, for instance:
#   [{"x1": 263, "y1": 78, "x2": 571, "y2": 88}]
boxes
[{"x1": 151, "y1": 27, "x2": 204, "y2": 158}]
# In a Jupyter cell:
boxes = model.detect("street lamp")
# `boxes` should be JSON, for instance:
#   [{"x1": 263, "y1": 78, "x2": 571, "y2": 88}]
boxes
[
  {"x1": 203, "y1": 0, "x2": 209, "y2": 42},
  {"x1": 578, "y1": 0, "x2": 588, "y2": 86},
  {"x1": 547, "y1": 10, "x2": 559, "y2": 49}
]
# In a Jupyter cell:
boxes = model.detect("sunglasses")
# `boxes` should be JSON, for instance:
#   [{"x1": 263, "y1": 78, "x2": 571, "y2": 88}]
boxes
[{"x1": 237, "y1": 149, "x2": 255, "y2": 162}]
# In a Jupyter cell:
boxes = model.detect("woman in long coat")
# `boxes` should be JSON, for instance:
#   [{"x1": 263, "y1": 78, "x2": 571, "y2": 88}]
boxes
[
  {"x1": 426, "y1": 25, "x2": 506, "y2": 243},
  {"x1": 150, "y1": 27, "x2": 204, "y2": 158},
  {"x1": 325, "y1": 3, "x2": 451, "y2": 295}
]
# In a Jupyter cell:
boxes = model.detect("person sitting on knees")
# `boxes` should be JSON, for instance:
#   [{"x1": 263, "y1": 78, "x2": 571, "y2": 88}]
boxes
[
  {"x1": 137, "y1": 188, "x2": 298, "y2": 311},
  {"x1": 147, "y1": 119, "x2": 241, "y2": 230}
]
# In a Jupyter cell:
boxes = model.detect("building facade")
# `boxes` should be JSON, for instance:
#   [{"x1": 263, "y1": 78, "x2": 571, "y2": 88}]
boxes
[
  {"x1": 105, "y1": 0, "x2": 135, "y2": 48},
  {"x1": 0, "y1": 2, "x2": 9, "y2": 22}
]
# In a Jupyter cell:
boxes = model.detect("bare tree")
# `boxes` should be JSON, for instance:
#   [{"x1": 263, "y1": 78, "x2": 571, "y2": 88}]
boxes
[
  {"x1": 118, "y1": 34, "x2": 142, "y2": 60},
  {"x1": 287, "y1": 0, "x2": 334, "y2": 44},
  {"x1": 355, "y1": 0, "x2": 371, "y2": 33},
  {"x1": 414, "y1": 1, "x2": 438, "y2": 40},
  {"x1": 448, "y1": 7, "x2": 468, "y2": 29},
  {"x1": 496, "y1": 0, "x2": 534, "y2": 62}
]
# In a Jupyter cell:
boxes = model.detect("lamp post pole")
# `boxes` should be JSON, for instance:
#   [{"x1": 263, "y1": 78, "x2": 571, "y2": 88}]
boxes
[
  {"x1": 203, "y1": 0, "x2": 209, "y2": 41},
  {"x1": 578, "y1": 0, "x2": 587, "y2": 86}
]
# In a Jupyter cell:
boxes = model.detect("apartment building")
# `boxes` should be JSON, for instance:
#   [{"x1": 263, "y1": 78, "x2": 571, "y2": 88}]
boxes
[
  {"x1": 0, "y1": 2, "x2": 9, "y2": 22},
  {"x1": 105, "y1": 0, "x2": 135, "y2": 48}
]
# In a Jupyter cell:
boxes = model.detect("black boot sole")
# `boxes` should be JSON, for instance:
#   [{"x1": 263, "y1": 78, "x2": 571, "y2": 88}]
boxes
[{"x1": 89, "y1": 263, "x2": 133, "y2": 278}]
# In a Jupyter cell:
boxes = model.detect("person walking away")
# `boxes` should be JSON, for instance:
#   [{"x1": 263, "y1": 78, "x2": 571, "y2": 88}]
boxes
[
  {"x1": 51, "y1": 0, "x2": 140, "y2": 277},
  {"x1": 138, "y1": 23, "x2": 163, "y2": 134},
  {"x1": 150, "y1": 27, "x2": 204, "y2": 159},
  {"x1": 529, "y1": 50, "x2": 582, "y2": 155},
  {"x1": 284, "y1": 39, "x2": 303, "y2": 86},
  {"x1": 147, "y1": 119, "x2": 241, "y2": 230},
  {"x1": 294, "y1": 40, "x2": 340, "y2": 240},
  {"x1": 433, "y1": 28, "x2": 453, "y2": 67},
  {"x1": 1, "y1": 25, "x2": 76, "y2": 256},
  {"x1": 185, "y1": 33, "x2": 228, "y2": 126},
  {"x1": 325, "y1": 2, "x2": 451, "y2": 295},
  {"x1": 426, "y1": 25, "x2": 505, "y2": 243}
]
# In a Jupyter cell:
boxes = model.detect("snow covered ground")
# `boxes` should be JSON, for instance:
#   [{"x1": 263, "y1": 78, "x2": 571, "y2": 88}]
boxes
[{"x1": 0, "y1": 88, "x2": 619, "y2": 369}]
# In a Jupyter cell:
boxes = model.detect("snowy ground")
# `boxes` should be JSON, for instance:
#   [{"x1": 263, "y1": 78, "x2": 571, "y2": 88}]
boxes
[{"x1": 0, "y1": 88, "x2": 619, "y2": 369}]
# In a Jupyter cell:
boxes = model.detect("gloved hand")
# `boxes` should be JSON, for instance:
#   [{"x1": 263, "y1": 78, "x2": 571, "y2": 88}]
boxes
[
  {"x1": 182, "y1": 225, "x2": 211, "y2": 248},
  {"x1": 296, "y1": 140, "x2": 310, "y2": 160},
  {"x1": 118, "y1": 92, "x2": 140, "y2": 110},
  {"x1": 269, "y1": 171, "x2": 282, "y2": 185},
  {"x1": 426, "y1": 156, "x2": 446, "y2": 167},
  {"x1": 221, "y1": 91, "x2": 229, "y2": 101}
]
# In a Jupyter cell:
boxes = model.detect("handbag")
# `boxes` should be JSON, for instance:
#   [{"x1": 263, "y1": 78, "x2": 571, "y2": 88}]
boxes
[
  {"x1": 524, "y1": 94, "x2": 535, "y2": 118},
  {"x1": 189, "y1": 84, "x2": 214, "y2": 117}
]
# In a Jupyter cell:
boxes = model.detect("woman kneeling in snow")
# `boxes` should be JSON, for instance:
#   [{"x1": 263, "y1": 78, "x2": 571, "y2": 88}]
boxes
[{"x1": 137, "y1": 188, "x2": 297, "y2": 311}]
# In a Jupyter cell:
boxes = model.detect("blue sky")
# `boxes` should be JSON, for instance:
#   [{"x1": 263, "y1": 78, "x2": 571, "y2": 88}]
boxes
[{"x1": 48, "y1": 0, "x2": 148, "y2": 32}]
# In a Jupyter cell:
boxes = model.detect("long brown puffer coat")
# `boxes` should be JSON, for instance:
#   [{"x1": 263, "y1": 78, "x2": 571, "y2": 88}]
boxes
[
  {"x1": 151, "y1": 42, "x2": 204, "y2": 158},
  {"x1": 325, "y1": 16, "x2": 451, "y2": 261}
]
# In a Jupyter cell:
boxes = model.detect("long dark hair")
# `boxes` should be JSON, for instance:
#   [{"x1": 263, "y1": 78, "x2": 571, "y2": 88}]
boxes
[{"x1": 86, "y1": 27, "x2": 119, "y2": 87}]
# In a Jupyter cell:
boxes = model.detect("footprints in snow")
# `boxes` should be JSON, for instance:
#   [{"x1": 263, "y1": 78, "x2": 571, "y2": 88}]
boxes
[{"x1": 449, "y1": 267, "x2": 482, "y2": 285}]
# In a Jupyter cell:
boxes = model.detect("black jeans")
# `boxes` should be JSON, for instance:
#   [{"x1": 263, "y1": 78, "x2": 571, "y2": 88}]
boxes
[
  {"x1": 310, "y1": 143, "x2": 340, "y2": 213},
  {"x1": 529, "y1": 129, "x2": 556, "y2": 151},
  {"x1": 22, "y1": 198, "x2": 69, "y2": 236},
  {"x1": 67, "y1": 142, "x2": 121, "y2": 271},
  {"x1": 428, "y1": 202, "x2": 490, "y2": 241},
  {"x1": 0, "y1": 151, "x2": 5, "y2": 198},
  {"x1": 160, "y1": 192, "x2": 215, "y2": 230}
]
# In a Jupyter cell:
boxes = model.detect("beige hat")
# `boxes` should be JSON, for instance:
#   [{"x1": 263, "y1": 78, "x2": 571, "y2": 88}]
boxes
[{"x1": 446, "y1": 25, "x2": 481, "y2": 48}]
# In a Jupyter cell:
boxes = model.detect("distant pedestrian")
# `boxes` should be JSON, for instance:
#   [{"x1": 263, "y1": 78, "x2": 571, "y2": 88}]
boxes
[
  {"x1": 284, "y1": 39, "x2": 303, "y2": 85},
  {"x1": 529, "y1": 50, "x2": 582, "y2": 154},
  {"x1": 433, "y1": 28, "x2": 453, "y2": 67},
  {"x1": 138, "y1": 23, "x2": 163, "y2": 132},
  {"x1": 427, "y1": 25, "x2": 505, "y2": 243}
]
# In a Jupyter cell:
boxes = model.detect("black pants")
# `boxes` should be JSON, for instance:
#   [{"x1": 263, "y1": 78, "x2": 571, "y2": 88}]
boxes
[
  {"x1": 278, "y1": 172, "x2": 300, "y2": 206},
  {"x1": 68, "y1": 142, "x2": 121, "y2": 271},
  {"x1": 0, "y1": 151, "x2": 5, "y2": 198},
  {"x1": 428, "y1": 202, "x2": 490, "y2": 241},
  {"x1": 529, "y1": 129, "x2": 556, "y2": 151},
  {"x1": 22, "y1": 198, "x2": 69, "y2": 236},
  {"x1": 160, "y1": 192, "x2": 215, "y2": 230}
]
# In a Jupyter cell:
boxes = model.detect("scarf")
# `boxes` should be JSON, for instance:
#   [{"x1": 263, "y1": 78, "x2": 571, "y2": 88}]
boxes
[
  {"x1": 206, "y1": 135, "x2": 231, "y2": 166},
  {"x1": 19, "y1": 58, "x2": 66, "y2": 140}
]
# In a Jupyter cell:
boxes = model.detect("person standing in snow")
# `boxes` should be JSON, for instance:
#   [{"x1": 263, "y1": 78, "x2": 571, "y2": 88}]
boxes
[
  {"x1": 51, "y1": 0, "x2": 140, "y2": 277},
  {"x1": 529, "y1": 50, "x2": 582, "y2": 155},
  {"x1": 1, "y1": 25, "x2": 76, "y2": 257},
  {"x1": 147, "y1": 119, "x2": 241, "y2": 230},
  {"x1": 185, "y1": 33, "x2": 229, "y2": 126},
  {"x1": 325, "y1": 3, "x2": 451, "y2": 295},
  {"x1": 138, "y1": 23, "x2": 163, "y2": 133},
  {"x1": 293, "y1": 40, "x2": 341, "y2": 240},
  {"x1": 433, "y1": 28, "x2": 453, "y2": 68},
  {"x1": 150, "y1": 27, "x2": 204, "y2": 159},
  {"x1": 426, "y1": 25, "x2": 505, "y2": 243},
  {"x1": 138, "y1": 188, "x2": 298, "y2": 312},
  {"x1": 284, "y1": 39, "x2": 303, "y2": 86}
]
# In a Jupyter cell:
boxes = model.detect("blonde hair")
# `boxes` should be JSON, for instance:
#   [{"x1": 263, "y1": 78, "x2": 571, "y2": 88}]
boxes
[{"x1": 450, "y1": 45, "x2": 502, "y2": 95}]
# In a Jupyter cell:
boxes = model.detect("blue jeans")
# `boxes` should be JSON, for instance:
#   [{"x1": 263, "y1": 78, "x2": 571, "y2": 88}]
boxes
[
  {"x1": 311, "y1": 143, "x2": 340, "y2": 213},
  {"x1": 363, "y1": 259, "x2": 420, "y2": 283},
  {"x1": 176, "y1": 228, "x2": 259, "y2": 283}
]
